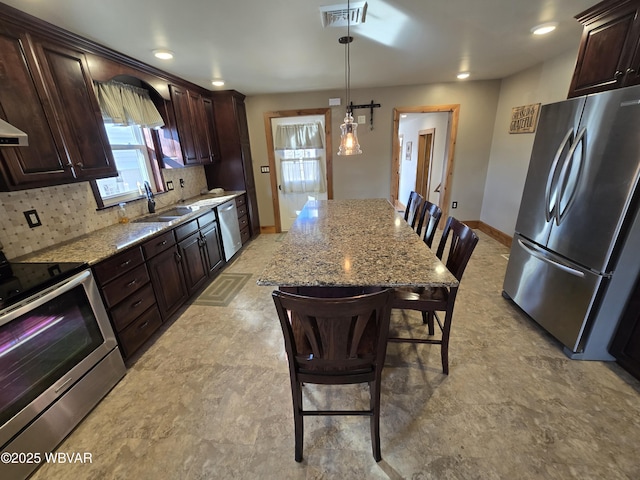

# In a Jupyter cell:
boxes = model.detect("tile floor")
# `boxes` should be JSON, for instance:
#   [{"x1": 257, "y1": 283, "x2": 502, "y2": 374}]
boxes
[{"x1": 30, "y1": 232, "x2": 640, "y2": 479}]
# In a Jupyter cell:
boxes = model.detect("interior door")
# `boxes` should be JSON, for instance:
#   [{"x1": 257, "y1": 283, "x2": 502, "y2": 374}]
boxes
[
  {"x1": 416, "y1": 130, "x2": 433, "y2": 201},
  {"x1": 271, "y1": 115, "x2": 328, "y2": 231}
]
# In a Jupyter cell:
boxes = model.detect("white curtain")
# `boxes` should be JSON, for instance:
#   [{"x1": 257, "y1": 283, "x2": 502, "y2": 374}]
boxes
[
  {"x1": 275, "y1": 122, "x2": 324, "y2": 150},
  {"x1": 93, "y1": 80, "x2": 165, "y2": 128},
  {"x1": 281, "y1": 158, "x2": 326, "y2": 193},
  {"x1": 275, "y1": 122, "x2": 326, "y2": 194}
]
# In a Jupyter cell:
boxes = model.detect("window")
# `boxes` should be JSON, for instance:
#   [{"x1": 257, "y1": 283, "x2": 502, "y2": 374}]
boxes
[
  {"x1": 280, "y1": 148, "x2": 326, "y2": 193},
  {"x1": 91, "y1": 80, "x2": 166, "y2": 209},
  {"x1": 94, "y1": 124, "x2": 156, "y2": 206}
]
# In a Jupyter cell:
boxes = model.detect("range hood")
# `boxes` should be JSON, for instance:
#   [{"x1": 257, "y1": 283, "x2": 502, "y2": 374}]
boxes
[{"x1": 0, "y1": 118, "x2": 28, "y2": 146}]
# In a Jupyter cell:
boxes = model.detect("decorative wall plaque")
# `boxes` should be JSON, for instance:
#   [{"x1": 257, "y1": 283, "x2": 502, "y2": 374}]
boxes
[{"x1": 509, "y1": 103, "x2": 541, "y2": 133}]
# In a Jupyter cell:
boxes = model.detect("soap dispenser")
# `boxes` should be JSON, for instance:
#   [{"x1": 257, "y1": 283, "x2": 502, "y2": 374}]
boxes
[{"x1": 118, "y1": 203, "x2": 129, "y2": 224}]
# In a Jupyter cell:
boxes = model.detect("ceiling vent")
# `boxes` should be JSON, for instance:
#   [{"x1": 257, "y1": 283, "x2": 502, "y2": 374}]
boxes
[{"x1": 320, "y1": 2, "x2": 368, "y2": 28}]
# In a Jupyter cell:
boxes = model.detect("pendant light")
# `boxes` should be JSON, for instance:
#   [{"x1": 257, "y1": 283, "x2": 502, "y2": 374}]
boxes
[{"x1": 337, "y1": 0, "x2": 362, "y2": 156}]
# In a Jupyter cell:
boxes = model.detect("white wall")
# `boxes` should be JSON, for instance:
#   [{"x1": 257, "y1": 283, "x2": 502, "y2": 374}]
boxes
[
  {"x1": 480, "y1": 49, "x2": 579, "y2": 235},
  {"x1": 246, "y1": 81, "x2": 501, "y2": 227}
]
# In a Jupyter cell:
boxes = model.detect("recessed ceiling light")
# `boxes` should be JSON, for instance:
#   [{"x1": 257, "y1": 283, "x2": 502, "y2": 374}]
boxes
[
  {"x1": 211, "y1": 80, "x2": 225, "y2": 87},
  {"x1": 457, "y1": 72, "x2": 470, "y2": 80},
  {"x1": 152, "y1": 49, "x2": 174, "y2": 60},
  {"x1": 531, "y1": 22, "x2": 558, "y2": 35}
]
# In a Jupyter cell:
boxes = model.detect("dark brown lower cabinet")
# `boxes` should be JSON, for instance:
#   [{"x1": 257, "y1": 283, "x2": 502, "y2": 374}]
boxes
[
  {"x1": 610, "y1": 276, "x2": 640, "y2": 380},
  {"x1": 147, "y1": 245, "x2": 189, "y2": 321},
  {"x1": 201, "y1": 221, "x2": 224, "y2": 274},
  {"x1": 95, "y1": 208, "x2": 228, "y2": 360},
  {"x1": 118, "y1": 305, "x2": 163, "y2": 358},
  {"x1": 179, "y1": 231, "x2": 209, "y2": 295},
  {"x1": 93, "y1": 246, "x2": 162, "y2": 360}
]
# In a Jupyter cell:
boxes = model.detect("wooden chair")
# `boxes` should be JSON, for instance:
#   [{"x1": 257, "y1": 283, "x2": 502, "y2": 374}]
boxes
[
  {"x1": 403, "y1": 191, "x2": 424, "y2": 230},
  {"x1": 272, "y1": 289, "x2": 393, "y2": 462},
  {"x1": 415, "y1": 200, "x2": 442, "y2": 247},
  {"x1": 388, "y1": 217, "x2": 478, "y2": 374}
]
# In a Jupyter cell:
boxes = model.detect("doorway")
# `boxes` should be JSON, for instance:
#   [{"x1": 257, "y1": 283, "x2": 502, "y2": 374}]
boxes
[
  {"x1": 392, "y1": 105, "x2": 460, "y2": 229},
  {"x1": 264, "y1": 108, "x2": 333, "y2": 232}
]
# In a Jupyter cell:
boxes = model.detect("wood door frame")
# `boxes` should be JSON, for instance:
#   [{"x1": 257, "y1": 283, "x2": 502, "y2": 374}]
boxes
[
  {"x1": 263, "y1": 108, "x2": 333, "y2": 233},
  {"x1": 391, "y1": 105, "x2": 460, "y2": 229}
]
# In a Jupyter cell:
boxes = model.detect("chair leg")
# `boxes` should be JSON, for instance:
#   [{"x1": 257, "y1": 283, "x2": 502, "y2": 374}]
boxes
[
  {"x1": 293, "y1": 381, "x2": 304, "y2": 462},
  {"x1": 440, "y1": 287, "x2": 458, "y2": 375},
  {"x1": 369, "y1": 380, "x2": 382, "y2": 462},
  {"x1": 422, "y1": 311, "x2": 435, "y2": 335}
]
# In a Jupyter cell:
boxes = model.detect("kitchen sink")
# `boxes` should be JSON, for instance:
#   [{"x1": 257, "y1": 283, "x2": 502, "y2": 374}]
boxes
[{"x1": 133, "y1": 206, "x2": 198, "y2": 223}]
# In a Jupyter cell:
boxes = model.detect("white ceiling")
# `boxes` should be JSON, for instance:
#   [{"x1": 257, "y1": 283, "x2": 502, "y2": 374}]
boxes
[{"x1": 3, "y1": 0, "x2": 596, "y2": 96}]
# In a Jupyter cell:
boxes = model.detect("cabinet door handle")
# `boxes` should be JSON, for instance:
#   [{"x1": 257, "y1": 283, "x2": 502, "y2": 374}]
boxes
[
  {"x1": 76, "y1": 162, "x2": 84, "y2": 168},
  {"x1": 627, "y1": 67, "x2": 636, "y2": 74},
  {"x1": 126, "y1": 279, "x2": 137, "y2": 287},
  {"x1": 138, "y1": 320, "x2": 150, "y2": 330},
  {"x1": 615, "y1": 70, "x2": 624, "y2": 79},
  {"x1": 132, "y1": 299, "x2": 143, "y2": 308},
  {"x1": 175, "y1": 251, "x2": 182, "y2": 263},
  {"x1": 120, "y1": 259, "x2": 132, "y2": 267},
  {"x1": 158, "y1": 240, "x2": 167, "y2": 246}
]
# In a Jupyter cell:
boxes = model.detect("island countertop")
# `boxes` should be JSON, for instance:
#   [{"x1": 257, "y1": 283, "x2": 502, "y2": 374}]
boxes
[{"x1": 257, "y1": 198, "x2": 458, "y2": 288}]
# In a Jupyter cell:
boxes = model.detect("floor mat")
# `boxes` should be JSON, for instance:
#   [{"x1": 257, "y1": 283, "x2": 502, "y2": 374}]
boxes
[{"x1": 192, "y1": 273, "x2": 253, "y2": 307}]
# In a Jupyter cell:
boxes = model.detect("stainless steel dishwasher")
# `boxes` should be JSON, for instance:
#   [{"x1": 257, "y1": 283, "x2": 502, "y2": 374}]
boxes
[{"x1": 217, "y1": 200, "x2": 242, "y2": 261}]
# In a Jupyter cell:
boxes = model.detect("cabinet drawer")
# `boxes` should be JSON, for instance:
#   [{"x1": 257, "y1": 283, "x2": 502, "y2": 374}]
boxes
[
  {"x1": 110, "y1": 282, "x2": 157, "y2": 332},
  {"x1": 142, "y1": 230, "x2": 175, "y2": 259},
  {"x1": 235, "y1": 195, "x2": 247, "y2": 208},
  {"x1": 175, "y1": 219, "x2": 198, "y2": 241},
  {"x1": 236, "y1": 203, "x2": 248, "y2": 218},
  {"x1": 101, "y1": 264, "x2": 150, "y2": 308},
  {"x1": 240, "y1": 226, "x2": 251, "y2": 245},
  {"x1": 93, "y1": 247, "x2": 144, "y2": 285},
  {"x1": 118, "y1": 305, "x2": 163, "y2": 358},
  {"x1": 197, "y1": 210, "x2": 216, "y2": 228},
  {"x1": 238, "y1": 214, "x2": 249, "y2": 232}
]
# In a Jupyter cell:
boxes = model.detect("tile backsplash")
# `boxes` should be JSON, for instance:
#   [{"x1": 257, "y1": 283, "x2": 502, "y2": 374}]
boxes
[{"x1": 0, "y1": 166, "x2": 207, "y2": 260}]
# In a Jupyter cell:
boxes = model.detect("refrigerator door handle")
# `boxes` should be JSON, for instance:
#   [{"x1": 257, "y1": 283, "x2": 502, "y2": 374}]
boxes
[
  {"x1": 544, "y1": 128, "x2": 574, "y2": 222},
  {"x1": 517, "y1": 238, "x2": 585, "y2": 278},
  {"x1": 556, "y1": 127, "x2": 587, "y2": 225}
]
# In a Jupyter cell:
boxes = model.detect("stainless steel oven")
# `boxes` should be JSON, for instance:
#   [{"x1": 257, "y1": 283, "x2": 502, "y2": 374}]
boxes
[{"x1": 0, "y1": 264, "x2": 125, "y2": 480}]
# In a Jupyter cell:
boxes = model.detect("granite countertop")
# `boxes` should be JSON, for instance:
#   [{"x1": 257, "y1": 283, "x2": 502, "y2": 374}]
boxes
[
  {"x1": 16, "y1": 191, "x2": 245, "y2": 265},
  {"x1": 257, "y1": 198, "x2": 459, "y2": 288}
]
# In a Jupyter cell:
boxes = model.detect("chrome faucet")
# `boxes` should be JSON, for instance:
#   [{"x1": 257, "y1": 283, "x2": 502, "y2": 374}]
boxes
[{"x1": 144, "y1": 181, "x2": 156, "y2": 213}]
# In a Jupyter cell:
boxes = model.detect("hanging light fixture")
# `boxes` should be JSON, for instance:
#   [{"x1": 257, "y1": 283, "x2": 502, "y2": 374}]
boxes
[{"x1": 337, "y1": 0, "x2": 362, "y2": 156}]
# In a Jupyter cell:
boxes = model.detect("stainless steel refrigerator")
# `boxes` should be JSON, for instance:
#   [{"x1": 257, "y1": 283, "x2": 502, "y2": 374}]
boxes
[{"x1": 503, "y1": 84, "x2": 640, "y2": 359}]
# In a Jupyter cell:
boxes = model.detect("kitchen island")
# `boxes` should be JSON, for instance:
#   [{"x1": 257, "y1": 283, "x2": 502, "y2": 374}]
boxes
[{"x1": 257, "y1": 198, "x2": 458, "y2": 289}]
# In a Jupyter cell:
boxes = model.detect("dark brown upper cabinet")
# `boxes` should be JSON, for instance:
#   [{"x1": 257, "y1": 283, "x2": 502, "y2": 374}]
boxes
[
  {"x1": 170, "y1": 85, "x2": 220, "y2": 167},
  {"x1": 569, "y1": 0, "x2": 640, "y2": 98},
  {"x1": 205, "y1": 91, "x2": 260, "y2": 238},
  {"x1": 0, "y1": 21, "x2": 117, "y2": 191}
]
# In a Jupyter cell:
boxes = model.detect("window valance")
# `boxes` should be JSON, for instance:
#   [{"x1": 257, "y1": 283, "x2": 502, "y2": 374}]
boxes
[
  {"x1": 275, "y1": 122, "x2": 324, "y2": 150},
  {"x1": 93, "y1": 80, "x2": 165, "y2": 128}
]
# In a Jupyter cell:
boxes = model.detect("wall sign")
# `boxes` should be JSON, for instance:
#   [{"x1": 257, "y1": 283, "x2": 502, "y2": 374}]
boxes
[{"x1": 509, "y1": 103, "x2": 541, "y2": 133}]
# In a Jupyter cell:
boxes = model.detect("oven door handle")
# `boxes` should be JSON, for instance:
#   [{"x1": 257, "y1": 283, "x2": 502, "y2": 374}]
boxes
[{"x1": 1, "y1": 269, "x2": 91, "y2": 325}]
